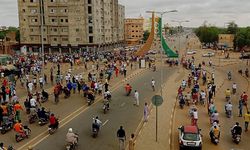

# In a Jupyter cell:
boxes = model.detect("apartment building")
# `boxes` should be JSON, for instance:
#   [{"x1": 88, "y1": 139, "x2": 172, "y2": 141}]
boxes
[
  {"x1": 125, "y1": 17, "x2": 144, "y2": 46},
  {"x1": 18, "y1": 0, "x2": 125, "y2": 53}
]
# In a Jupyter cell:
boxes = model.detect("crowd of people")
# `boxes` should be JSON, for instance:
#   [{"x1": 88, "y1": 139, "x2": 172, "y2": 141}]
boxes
[{"x1": 178, "y1": 55, "x2": 250, "y2": 145}]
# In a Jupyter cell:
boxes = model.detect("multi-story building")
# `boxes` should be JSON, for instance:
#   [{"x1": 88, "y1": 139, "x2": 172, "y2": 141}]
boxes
[
  {"x1": 125, "y1": 17, "x2": 144, "y2": 46},
  {"x1": 218, "y1": 34, "x2": 235, "y2": 49},
  {"x1": 18, "y1": 0, "x2": 125, "y2": 53}
]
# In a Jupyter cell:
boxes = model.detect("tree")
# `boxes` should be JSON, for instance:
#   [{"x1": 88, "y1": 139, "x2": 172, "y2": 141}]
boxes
[
  {"x1": 235, "y1": 27, "x2": 250, "y2": 50},
  {"x1": 0, "y1": 31, "x2": 5, "y2": 39},
  {"x1": 195, "y1": 26, "x2": 222, "y2": 45},
  {"x1": 143, "y1": 30, "x2": 150, "y2": 42},
  {"x1": 227, "y1": 22, "x2": 238, "y2": 34}
]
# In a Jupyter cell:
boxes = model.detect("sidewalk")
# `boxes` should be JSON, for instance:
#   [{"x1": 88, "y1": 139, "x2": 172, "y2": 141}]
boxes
[{"x1": 134, "y1": 67, "x2": 186, "y2": 150}]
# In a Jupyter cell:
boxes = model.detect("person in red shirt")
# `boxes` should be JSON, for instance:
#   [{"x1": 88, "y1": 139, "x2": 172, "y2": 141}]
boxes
[
  {"x1": 49, "y1": 114, "x2": 58, "y2": 129},
  {"x1": 13, "y1": 120, "x2": 25, "y2": 136},
  {"x1": 125, "y1": 84, "x2": 132, "y2": 96},
  {"x1": 241, "y1": 92, "x2": 248, "y2": 105}
]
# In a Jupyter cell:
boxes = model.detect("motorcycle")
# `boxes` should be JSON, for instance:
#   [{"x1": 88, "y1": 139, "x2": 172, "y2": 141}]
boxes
[
  {"x1": 41, "y1": 96, "x2": 48, "y2": 103},
  {"x1": 0, "y1": 116, "x2": 14, "y2": 134},
  {"x1": 232, "y1": 134, "x2": 241, "y2": 144},
  {"x1": 65, "y1": 133, "x2": 78, "y2": 150},
  {"x1": 38, "y1": 112, "x2": 50, "y2": 126},
  {"x1": 15, "y1": 125, "x2": 31, "y2": 142},
  {"x1": 210, "y1": 131, "x2": 219, "y2": 145},
  {"x1": 28, "y1": 114, "x2": 38, "y2": 124},
  {"x1": 225, "y1": 109, "x2": 232, "y2": 118},
  {"x1": 92, "y1": 127, "x2": 99, "y2": 138},
  {"x1": 48, "y1": 119, "x2": 59, "y2": 135},
  {"x1": 87, "y1": 93, "x2": 95, "y2": 106},
  {"x1": 103, "y1": 101, "x2": 109, "y2": 114},
  {"x1": 225, "y1": 96, "x2": 230, "y2": 102},
  {"x1": 232, "y1": 88, "x2": 236, "y2": 95}
]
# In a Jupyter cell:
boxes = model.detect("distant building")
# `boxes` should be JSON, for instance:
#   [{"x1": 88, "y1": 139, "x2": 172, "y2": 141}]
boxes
[
  {"x1": 0, "y1": 31, "x2": 17, "y2": 54},
  {"x1": 125, "y1": 17, "x2": 144, "y2": 46},
  {"x1": 18, "y1": 0, "x2": 125, "y2": 53},
  {"x1": 218, "y1": 34, "x2": 235, "y2": 49}
]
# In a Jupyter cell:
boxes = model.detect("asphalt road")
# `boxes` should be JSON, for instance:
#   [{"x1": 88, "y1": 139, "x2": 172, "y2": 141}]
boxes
[{"x1": 32, "y1": 67, "x2": 177, "y2": 150}]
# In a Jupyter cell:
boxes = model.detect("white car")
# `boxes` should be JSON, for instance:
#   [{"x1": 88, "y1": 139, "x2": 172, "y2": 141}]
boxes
[
  {"x1": 202, "y1": 52, "x2": 215, "y2": 57},
  {"x1": 178, "y1": 125, "x2": 202, "y2": 150},
  {"x1": 186, "y1": 50, "x2": 196, "y2": 55}
]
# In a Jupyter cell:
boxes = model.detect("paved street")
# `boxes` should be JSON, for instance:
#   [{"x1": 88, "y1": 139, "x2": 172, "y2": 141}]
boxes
[{"x1": 32, "y1": 67, "x2": 176, "y2": 150}]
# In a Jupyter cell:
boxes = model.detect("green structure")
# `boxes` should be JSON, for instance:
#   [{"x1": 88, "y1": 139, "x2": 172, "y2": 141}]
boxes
[{"x1": 158, "y1": 18, "x2": 178, "y2": 58}]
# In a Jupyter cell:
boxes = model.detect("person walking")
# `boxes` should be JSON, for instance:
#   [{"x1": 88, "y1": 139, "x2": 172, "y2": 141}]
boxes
[
  {"x1": 134, "y1": 90, "x2": 139, "y2": 106},
  {"x1": 151, "y1": 79, "x2": 155, "y2": 91},
  {"x1": 128, "y1": 133, "x2": 135, "y2": 150},
  {"x1": 244, "y1": 111, "x2": 250, "y2": 132},
  {"x1": 117, "y1": 126, "x2": 126, "y2": 150},
  {"x1": 144, "y1": 103, "x2": 149, "y2": 122}
]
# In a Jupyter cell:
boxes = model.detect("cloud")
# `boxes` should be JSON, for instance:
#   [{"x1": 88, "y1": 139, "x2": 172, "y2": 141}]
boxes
[{"x1": 0, "y1": 0, "x2": 249, "y2": 27}]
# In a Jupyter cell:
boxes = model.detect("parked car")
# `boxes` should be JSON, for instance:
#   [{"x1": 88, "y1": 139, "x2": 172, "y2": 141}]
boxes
[
  {"x1": 202, "y1": 52, "x2": 215, "y2": 57},
  {"x1": 186, "y1": 50, "x2": 196, "y2": 55},
  {"x1": 178, "y1": 125, "x2": 202, "y2": 150}
]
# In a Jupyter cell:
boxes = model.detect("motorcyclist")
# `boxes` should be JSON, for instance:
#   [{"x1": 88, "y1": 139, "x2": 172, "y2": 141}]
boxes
[
  {"x1": 231, "y1": 122, "x2": 242, "y2": 138},
  {"x1": 92, "y1": 116, "x2": 102, "y2": 132},
  {"x1": 181, "y1": 80, "x2": 186, "y2": 89},
  {"x1": 87, "y1": 90, "x2": 95, "y2": 102},
  {"x1": 210, "y1": 125, "x2": 220, "y2": 143},
  {"x1": 49, "y1": 114, "x2": 58, "y2": 129},
  {"x1": 104, "y1": 90, "x2": 111, "y2": 100},
  {"x1": 38, "y1": 107, "x2": 49, "y2": 121},
  {"x1": 13, "y1": 120, "x2": 25, "y2": 136},
  {"x1": 225, "y1": 89, "x2": 231, "y2": 101},
  {"x1": 41, "y1": 90, "x2": 49, "y2": 100},
  {"x1": 125, "y1": 84, "x2": 132, "y2": 96},
  {"x1": 232, "y1": 83, "x2": 237, "y2": 94},
  {"x1": 228, "y1": 71, "x2": 232, "y2": 80},
  {"x1": 225, "y1": 101, "x2": 233, "y2": 118},
  {"x1": 66, "y1": 128, "x2": 78, "y2": 145}
]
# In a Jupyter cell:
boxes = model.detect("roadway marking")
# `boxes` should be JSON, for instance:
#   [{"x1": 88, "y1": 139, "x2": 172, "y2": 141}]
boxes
[
  {"x1": 102, "y1": 120, "x2": 109, "y2": 126},
  {"x1": 17, "y1": 69, "x2": 148, "y2": 150},
  {"x1": 120, "y1": 102, "x2": 126, "y2": 107}
]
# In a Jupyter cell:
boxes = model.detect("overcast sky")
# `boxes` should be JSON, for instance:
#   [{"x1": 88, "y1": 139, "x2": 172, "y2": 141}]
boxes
[{"x1": 0, "y1": 0, "x2": 249, "y2": 27}]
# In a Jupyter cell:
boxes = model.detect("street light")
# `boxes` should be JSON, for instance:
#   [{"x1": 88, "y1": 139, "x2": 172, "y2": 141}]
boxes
[
  {"x1": 146, "y1": 9, "x2": 177, "y2": 142},
  {"x1": 171, "y1": 20, "x2": 189, "y2": 55},
  {"x1": 39, "y1": 0, "x2": 45, "y2": 81}
]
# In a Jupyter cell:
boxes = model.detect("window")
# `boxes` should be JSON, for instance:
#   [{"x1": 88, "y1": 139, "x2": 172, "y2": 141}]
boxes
[
  {"x1": 89, "y1": 26, "x2": 93, "y2": 34},
  {"x1": 65, "y1": 19, "x2": 68, "y2": 22},
  {"x1": 62, "y1": 37, "x2": 68, "y2": 41},
  {"x1": 43, "y1": 38, "x2": 46, "y2": 41},
  {"x1": 61, "y1": 19, "x2": 64, "y2": 22},
  {"x1": 30, "y1": 28, "x2": 34, "y2": 32},
  {"x1": 88, "y1": 0, "x2": 92, "y2": 4},
  {"x1": 22, "y1": 9, "x2": 25, "y2": 12},
  {"x1": 53, "y1": 28, "x2": 57, "y2": 32},
  {"x1": 88, "y1": 16, "x2": 93, "y2": 23},
  {"x1": 51, "y1": 19, "x2": 55, "y2": 22},
  {"x1": 51, "y1": 0, "x2": 55, "y2": 2},
  {"x1": 88, "y1": 6, "x2": 92, "y2": 14},
  {"x1": 50, "y1": 9, "x2": 55, "y2": 13},
  {"x1": 76, "y1": 28, "x2": 79, "y2": 32},
  {"x1": 89, "y1": 36, "x2": 93, "y2": 43},
  {"x1": 30, "y1": 9, "x2": 37, "y2": 13},
  {"x1": 54, "y1": 38, "x2": 57, "y2": 41}
]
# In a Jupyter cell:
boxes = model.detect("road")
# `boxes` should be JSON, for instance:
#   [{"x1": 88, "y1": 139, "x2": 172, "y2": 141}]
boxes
[
  {"x1": 17, "y1": 67, "x2": 176, "y2": 150},
  {"x1": 170, "y1": 32, "x2": 250, "y2": 150}
]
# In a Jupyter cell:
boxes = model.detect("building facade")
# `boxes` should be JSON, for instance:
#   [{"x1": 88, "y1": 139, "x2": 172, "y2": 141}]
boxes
[
  {"x1": 0, "y1": 32, "x2": 18, "y2": 54},
  {"x1": 125, "y1": 17, "x2": 144, "y2": 46},
  {"x1": 218, "y1": 34, "x2": 235, "y2": 49},
  {"x1": 18, "y1": 0, "x2": 125, "y2": 53}
]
